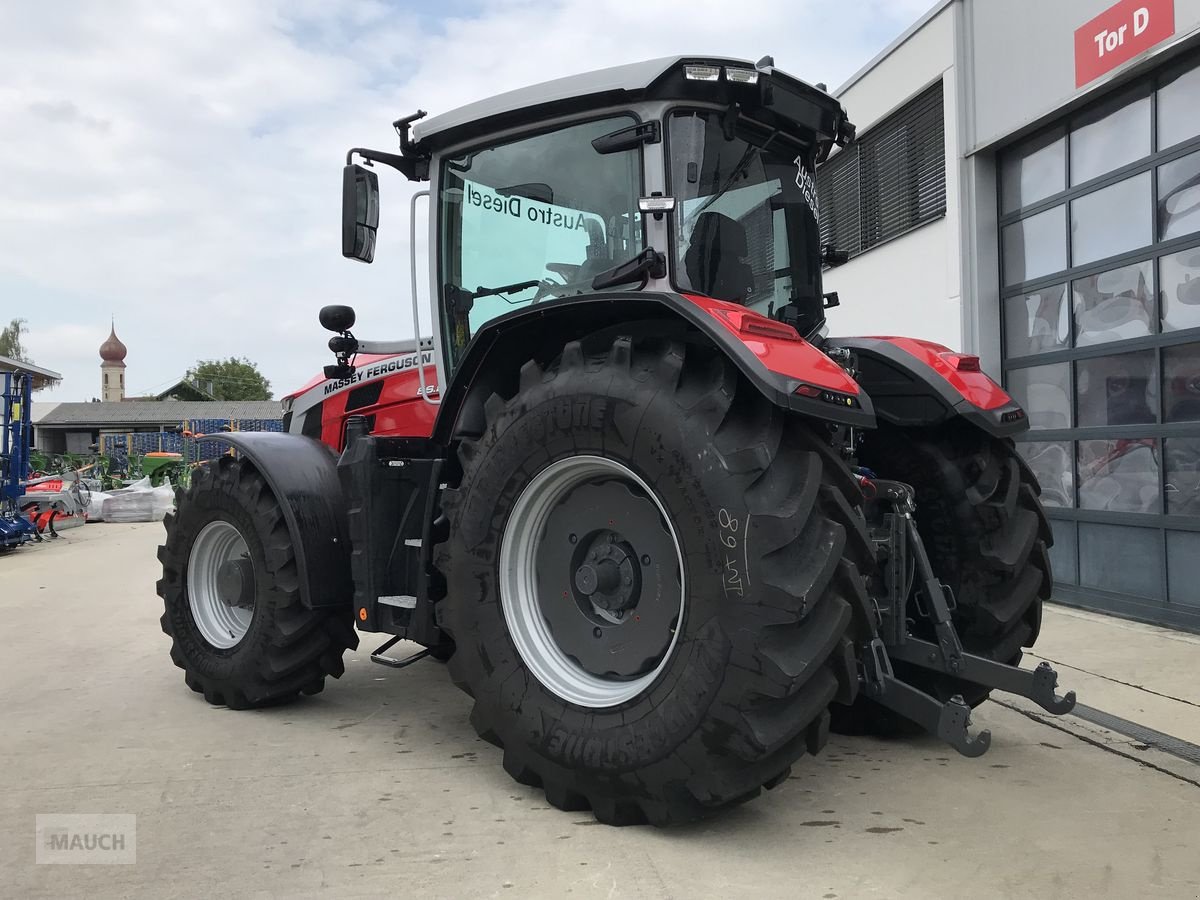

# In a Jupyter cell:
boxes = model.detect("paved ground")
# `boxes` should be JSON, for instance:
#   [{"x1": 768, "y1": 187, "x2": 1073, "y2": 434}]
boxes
[{"x1": 2, "y1": 522, "x2": 1199, "y2": 899}]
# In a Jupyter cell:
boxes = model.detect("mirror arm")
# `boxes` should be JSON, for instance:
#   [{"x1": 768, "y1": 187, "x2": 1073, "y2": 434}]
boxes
[
  {"x1": 347, "y1": 147, "x2": 429, "y2": 182},
  {"x1": 356, "y1": 337, "x2": 435, "y2": 355}
]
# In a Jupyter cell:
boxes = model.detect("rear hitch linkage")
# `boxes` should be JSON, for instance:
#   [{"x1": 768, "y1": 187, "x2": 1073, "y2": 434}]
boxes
[{"x1": 862, "y1": 477, "x2": 1076, "y2": 757}]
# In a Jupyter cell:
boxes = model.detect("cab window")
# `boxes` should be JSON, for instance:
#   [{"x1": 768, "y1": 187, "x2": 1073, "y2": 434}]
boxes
[{"x1": 439, "y1": 116, "x2": 643, "y2": 362}]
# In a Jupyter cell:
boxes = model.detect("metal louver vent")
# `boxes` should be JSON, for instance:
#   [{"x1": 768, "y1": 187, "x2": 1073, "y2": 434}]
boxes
[{"x1": 816, "y1": 80, "x2": 946, "y2": 259}]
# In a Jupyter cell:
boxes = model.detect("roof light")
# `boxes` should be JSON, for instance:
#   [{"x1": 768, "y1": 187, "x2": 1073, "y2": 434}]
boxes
[
  {"x1": 637, "y1": 196, "x2": 676, "y2": 213},
  {"x1": 683, "y1": 65, "x2": 721, "y2": 82},
  {"x1": 724, "y1": 67, "x2": 759, "y2": 84}
]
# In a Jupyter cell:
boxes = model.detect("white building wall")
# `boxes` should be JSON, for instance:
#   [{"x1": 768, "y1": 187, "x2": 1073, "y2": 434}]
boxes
[
  {"x1": 825, "y1": 220, "x2": 960, "y2": 348},
  {"x1": 822, "y1": 3, "x2": 965, "y2": 351},
  {"x1": 966, "y1": 0, "x2": 1200, "y2": 152}
]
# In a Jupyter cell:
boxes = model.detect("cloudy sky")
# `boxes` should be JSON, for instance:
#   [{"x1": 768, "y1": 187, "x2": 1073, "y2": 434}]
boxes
[{"x1": 1, "y1": 0, "x2": 932, "y2": 402}]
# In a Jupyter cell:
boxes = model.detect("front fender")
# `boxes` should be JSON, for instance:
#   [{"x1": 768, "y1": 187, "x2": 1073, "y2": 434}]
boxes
[
  {"x1": 833, "y1": 336, "x2": 1028, "y2": 438},
  {"x1": 201, "y1": 432, "x2": 352, "y2": 610}
]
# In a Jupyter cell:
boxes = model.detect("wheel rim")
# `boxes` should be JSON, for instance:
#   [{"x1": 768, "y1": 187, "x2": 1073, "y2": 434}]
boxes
[
  {"x1": 499, "y1": 456, "x2": 685, "y2": 708},
  {"x1": 187, "y1": 519, "x2": 255, "y2": 649}
]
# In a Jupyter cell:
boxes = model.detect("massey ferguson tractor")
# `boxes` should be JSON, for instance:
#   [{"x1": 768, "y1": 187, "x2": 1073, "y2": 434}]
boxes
[{"x1": 157, "y1": 56, "x2": 1075, "y2": 826}]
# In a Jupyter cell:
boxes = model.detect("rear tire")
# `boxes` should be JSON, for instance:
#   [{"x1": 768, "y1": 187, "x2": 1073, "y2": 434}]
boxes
[
  {"x1": 435, "y1": 336, "x2": 873, "y2": 825},
  {"x1": 156, "y1": 456, "x2": 358, "y2": 709},
  {"x1": 832, "y1": 421, "x2": 1052, "y2": 734}
]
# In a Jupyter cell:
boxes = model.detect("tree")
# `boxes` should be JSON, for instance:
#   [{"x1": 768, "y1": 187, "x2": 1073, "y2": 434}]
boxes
[
  {"x1": 0, "y1": 318, "x2": 29, "y2": 361},
  {"x1": 185, "y1": 357, "x2": 272, "y2": 401}
]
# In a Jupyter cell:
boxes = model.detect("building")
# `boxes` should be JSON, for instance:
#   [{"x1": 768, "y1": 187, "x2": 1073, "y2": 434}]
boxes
[
  {"x1": 34, "y1": 400, "x2": 284, "y2": 455},
  {"x1": 33, "y1": 328, "x2": 280, "y2": 454},
  {"x1": 817, "y1": 0, "x2": 1200, "y2": 629},
  {"x1": 99, "y1": 324, "x2": 127, "y2": 402}
]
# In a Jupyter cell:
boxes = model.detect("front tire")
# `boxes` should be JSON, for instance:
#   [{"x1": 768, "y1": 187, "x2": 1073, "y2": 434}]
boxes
[
  {"x1": 156, "y1": 456, "x2": 358, "y2": 709},
  {"x1": 435, "y1": 336, "x2": 873, "y2": 825}
]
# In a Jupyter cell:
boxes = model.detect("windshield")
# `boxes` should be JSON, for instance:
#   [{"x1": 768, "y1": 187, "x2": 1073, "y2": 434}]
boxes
[
  {"x1": 668, "y1": 110, "x2": 823, "y2": 329},
  {"x1": 438, "y1": 116, "x2": 643, "y2": 362}
]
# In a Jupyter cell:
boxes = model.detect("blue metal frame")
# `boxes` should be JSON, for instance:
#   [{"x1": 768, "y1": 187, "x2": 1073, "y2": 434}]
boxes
[{"x1": 1, "y1": 371, "x2": 37, "y2": 548}]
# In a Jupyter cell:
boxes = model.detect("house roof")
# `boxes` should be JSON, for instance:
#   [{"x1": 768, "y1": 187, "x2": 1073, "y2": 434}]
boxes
[
  {"x1": 153, "y1": 379, "x2": 217, "y2": 401},
  {"x1": 29, "y1": 402, "x2": 61, "y2": 424},
  {"x1": 0, "y1": 354, "x2": 63, "y2": 390},
  {"x1": 37, "y1": 400, "x2": 282, "y2": 428}
]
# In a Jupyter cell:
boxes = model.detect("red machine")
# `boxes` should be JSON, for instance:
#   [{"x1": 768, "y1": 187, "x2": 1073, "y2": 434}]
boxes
[{"x1": 162, "y1": 55, "x2": 1071, "y2": 827}]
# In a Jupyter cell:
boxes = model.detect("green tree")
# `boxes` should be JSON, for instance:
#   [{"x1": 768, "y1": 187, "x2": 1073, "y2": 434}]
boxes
[
  {"x1": 186, "y1": 357, "x2": 272, "y2": 401},
  {"x1": 0, "y1": 318, "x2": 29, "y2": 361}
]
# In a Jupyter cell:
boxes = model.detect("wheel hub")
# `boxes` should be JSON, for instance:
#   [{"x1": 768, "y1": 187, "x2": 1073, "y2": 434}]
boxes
[
  {"x1": 573, "y1": 534, "x2": 640, "y2": 614},
  {"x1": 499, "y1": 456, "x2": 685, "y2": 708},
  {"x1": 216, "y1": 558, "x2": 255, "y2": 610}
]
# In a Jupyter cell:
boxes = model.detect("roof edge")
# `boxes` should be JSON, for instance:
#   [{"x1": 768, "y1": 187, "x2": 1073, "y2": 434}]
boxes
[{"x1": 0, "y1": 354, "x2": 63, "y2": 382}]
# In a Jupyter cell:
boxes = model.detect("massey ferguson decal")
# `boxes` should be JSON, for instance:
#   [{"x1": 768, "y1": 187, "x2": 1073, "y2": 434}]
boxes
[
  {"x1": 322, "y1": 350, "x2": 434, "y2": 396},
  {"x1": 288, "y1": 349, "x2": 436, "y2": 418}
]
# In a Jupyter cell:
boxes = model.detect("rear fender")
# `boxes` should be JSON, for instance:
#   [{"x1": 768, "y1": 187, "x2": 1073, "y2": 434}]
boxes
[
  {"x1": 434, "y1": 291, "x2": 875, "y2": 443},
  {"x1": 202, "y1": 432, "x2": 353, "y2": 610},
  {"x1": 833, "y1": 336, "x2": 1028, "y2": 438}
]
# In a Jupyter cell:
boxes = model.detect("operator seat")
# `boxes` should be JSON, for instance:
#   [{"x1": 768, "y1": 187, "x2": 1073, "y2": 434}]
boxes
[{"x1": 684, "y1": 211, "x2": 755, "y2": 304}]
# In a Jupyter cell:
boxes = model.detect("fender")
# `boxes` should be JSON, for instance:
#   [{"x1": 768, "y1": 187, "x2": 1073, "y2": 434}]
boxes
[
  {"x1": 434, "y1": 291, "x2": 876, "y2": 443},
  {"x1": 833, "y1": 336, "x2": 1029, "y2": 438},
  {"x1": 202, "y1": 432, "x2": 353, "y2": 610}
]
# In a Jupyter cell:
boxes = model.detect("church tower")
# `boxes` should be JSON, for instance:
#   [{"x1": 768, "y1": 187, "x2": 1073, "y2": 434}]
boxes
[{"x1": 99, "y1": 323, "x2": 127, "y2": 402}]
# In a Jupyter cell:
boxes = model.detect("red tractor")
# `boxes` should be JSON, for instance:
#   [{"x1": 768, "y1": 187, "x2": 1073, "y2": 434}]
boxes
[{"x1": 157, "y1": 56, "x2": 1074, "y2": 826}]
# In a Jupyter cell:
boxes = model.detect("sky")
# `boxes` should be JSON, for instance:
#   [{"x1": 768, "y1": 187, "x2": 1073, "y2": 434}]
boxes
[{"x1": 0, "y1": 0, "x2": 933, "y2": 402}]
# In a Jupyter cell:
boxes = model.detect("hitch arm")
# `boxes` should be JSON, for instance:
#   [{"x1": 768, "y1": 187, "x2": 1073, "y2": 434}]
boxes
[
  {"x1": 890, "y1": 639, "x2": 1077, "y2": 715},
  {"x1": 862, "y1": 639, "x2": 991, "y2": 758}
]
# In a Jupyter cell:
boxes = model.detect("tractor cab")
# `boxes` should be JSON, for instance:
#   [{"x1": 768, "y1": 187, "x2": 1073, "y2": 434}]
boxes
[{"x1": 338, "y1": 56, "x2": 855, "y2": 396}]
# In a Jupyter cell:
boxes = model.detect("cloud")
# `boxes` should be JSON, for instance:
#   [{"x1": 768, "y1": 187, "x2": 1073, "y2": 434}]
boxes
[{"x1": 0, "y1": 0, "x2": 929, "y2": 401}]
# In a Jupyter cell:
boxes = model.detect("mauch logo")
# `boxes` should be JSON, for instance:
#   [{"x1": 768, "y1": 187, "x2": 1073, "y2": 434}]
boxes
[{"x1": 36, "y1": 814, "x2": 136, "y2": 865}]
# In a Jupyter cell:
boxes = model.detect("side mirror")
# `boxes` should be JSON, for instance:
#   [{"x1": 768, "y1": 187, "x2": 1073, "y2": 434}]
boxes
[
  {"x1": 342, "y1": 164, "x2": 379, "y2": 263},
  {"x1": 821, "y1": 244, "x2": 850, "y2": 268},
  {"x1": 319, "y1": 304, "x2": 356, "y2": 333}
]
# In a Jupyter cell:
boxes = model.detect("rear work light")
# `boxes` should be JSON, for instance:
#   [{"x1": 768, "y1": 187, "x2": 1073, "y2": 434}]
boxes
[
  {"x1": 724, "y1": 67, "x2": 759, "y2": 84},
  {"x1": 795, "y1": 383, "x2": 860, "y2": 408},
  {"x1": 683, "y1": 65, "x2": 721, "y2": 81},
  {"x1": 637, "y1": 196, "x2": 676, "y2": 214}
]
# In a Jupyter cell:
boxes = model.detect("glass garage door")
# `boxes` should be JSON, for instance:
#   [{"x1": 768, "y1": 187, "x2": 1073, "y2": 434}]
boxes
[{"x1": 998, "y1": 53, "x2": 1200, "y2": 630}]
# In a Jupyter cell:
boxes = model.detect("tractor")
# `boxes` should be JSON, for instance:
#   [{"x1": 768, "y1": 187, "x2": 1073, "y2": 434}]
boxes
[{"x1": 157, "y1": 55, "x2": 1075, "y2": 826}]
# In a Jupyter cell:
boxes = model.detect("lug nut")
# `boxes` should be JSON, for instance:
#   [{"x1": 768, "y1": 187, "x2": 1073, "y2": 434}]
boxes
[
  {"x1": 592, "y1": 627, "x2": 602, "y2": 639},
  {"x1": 641, "y1": 555, "x2": 650, "y2": 565},
  {"x1": 569, "y1": 533, "x2": 577, "y2": 544}
]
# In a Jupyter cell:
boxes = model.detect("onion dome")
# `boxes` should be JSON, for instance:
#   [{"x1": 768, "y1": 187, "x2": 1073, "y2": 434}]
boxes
[{"x1": 100, "y1": 324, "x2": 127, "y2": 365}]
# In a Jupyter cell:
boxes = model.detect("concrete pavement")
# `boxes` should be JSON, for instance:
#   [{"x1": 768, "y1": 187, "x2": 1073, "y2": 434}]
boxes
[{"x1": 2, "y1": 522, "x2": 1199, "y2": 899}]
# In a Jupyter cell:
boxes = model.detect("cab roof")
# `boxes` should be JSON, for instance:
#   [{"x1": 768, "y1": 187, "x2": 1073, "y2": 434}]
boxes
[{"x1": 410, "y1": 55, "x2": 847, "y2": 155}]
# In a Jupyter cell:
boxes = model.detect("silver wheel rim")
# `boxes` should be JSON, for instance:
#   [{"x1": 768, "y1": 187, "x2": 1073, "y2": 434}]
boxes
[
  {"x1": 187, "y1": 519, "x2": 255, "y2": 649},
  {"x1": 499, "y1": 455, "x2": 685, "y2": 708}
]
